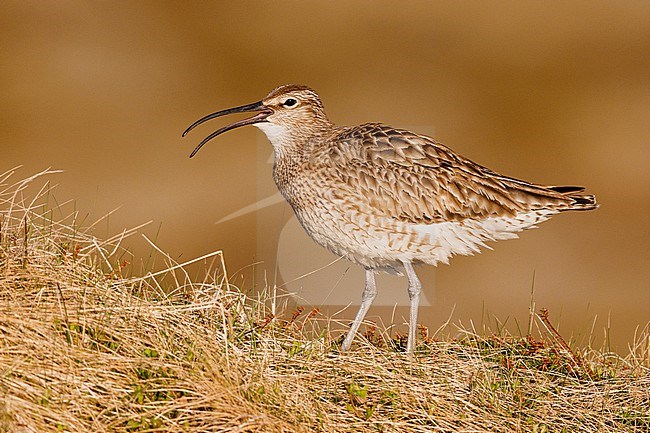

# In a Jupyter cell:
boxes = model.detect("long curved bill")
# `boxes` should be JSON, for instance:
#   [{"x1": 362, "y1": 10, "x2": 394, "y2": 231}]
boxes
[{"x1": 182, "y1": 100, "x2": 271, "y2": 158}]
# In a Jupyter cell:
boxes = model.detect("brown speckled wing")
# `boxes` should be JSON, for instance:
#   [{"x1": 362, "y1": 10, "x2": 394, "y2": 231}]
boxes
[{"x1": 329, "y1": 124, "x2": 589, "y2": 224}]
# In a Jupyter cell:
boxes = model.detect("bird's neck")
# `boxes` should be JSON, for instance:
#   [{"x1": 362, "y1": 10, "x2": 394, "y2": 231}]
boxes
[{"x1": 255, "y1": 121, "x2": 334, "y2": 162}]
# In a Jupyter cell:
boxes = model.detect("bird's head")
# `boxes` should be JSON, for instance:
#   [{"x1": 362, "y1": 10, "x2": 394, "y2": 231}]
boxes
[{"x1": 183, "y1": 84, "x2": 331, "y2": 157}]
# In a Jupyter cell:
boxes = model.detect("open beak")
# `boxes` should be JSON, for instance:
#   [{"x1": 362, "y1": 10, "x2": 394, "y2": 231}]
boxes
[{"x1": 182, "y1": 100, "x2": 272, "y2": 158}]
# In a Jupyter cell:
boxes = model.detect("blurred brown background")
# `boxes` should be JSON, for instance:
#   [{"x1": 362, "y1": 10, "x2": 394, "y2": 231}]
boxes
[{"x1": 2, "y1": 1, "x2": 648, "y2": 351}]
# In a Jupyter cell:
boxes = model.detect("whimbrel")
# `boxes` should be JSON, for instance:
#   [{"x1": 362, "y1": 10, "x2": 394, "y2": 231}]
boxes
[{"x1": 183, "y1": 84, "x2": 597, "y2": 353}]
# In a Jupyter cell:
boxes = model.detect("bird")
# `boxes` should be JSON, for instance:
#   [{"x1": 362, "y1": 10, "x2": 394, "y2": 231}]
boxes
[{"x1": 183, "y1": 84, "x2": 597, "y2": 354}]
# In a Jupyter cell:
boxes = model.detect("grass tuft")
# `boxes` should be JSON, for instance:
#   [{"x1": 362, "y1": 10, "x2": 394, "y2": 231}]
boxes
[{"x1": 1, "y1": 169, "x2": 649, "y2": 432}]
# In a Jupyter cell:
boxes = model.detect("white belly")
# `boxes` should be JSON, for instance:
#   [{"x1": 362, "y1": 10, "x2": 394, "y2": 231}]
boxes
[{"x1": 293, "y1": 206, "x2": 557, "y2": 272}]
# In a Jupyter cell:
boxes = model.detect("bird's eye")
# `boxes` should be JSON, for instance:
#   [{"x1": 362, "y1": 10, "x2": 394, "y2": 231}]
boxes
[{"x1": 283, "y1": 98, "x2": 298, "y2": 107}]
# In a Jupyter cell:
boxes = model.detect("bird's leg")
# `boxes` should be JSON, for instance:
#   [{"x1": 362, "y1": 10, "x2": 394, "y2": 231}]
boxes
[
  {"x1": 341, "y1": 268, "x2": 377, "y2": 351},
  {"x1": 402, "y1": 261, "x2": 422, "y2": 354}
]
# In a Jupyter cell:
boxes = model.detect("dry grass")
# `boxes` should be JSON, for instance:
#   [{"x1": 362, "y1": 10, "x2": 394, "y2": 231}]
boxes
[{"x1": 1, "y1": 168, "x2": 648, "y2": 433}]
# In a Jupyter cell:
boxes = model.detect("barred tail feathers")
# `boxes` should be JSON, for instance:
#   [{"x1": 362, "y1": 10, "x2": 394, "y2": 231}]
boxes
[{"x1": 548, "y1": 186, "x2": 598, "y2": 211}]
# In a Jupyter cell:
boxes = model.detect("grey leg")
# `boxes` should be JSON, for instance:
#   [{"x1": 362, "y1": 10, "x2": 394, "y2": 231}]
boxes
[
  {"x1": 341, "y1": 268, "x2": 377, "y2": 351},
  {"x1": 403, "y1": 261, "x2": 422, "y2": 354}
]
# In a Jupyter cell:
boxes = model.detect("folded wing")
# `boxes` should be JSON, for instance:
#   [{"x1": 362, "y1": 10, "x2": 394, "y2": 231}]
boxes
[{"x1": 331, "y1": 124, "x2": 597, "y2": 224}]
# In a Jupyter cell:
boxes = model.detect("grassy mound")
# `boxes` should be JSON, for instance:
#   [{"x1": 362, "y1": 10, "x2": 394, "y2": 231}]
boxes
[{"x1": 1, "y1": 169, "x2": 648, "y2": 432}]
